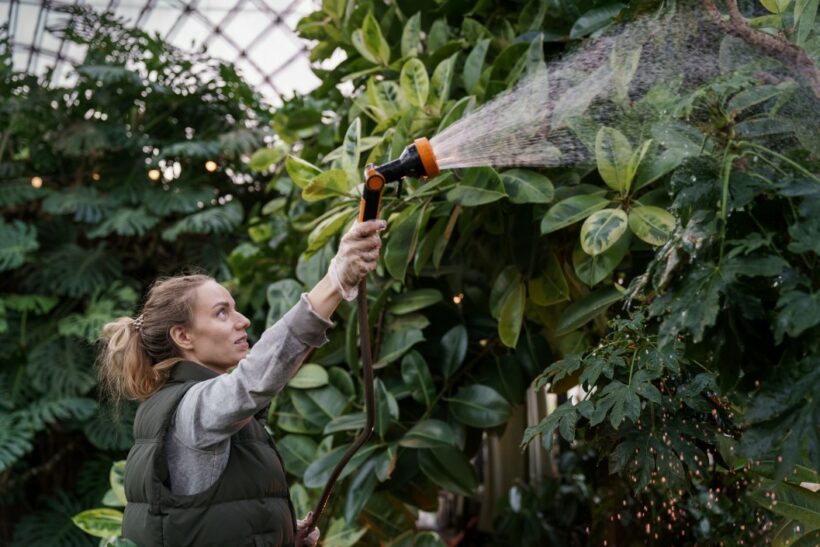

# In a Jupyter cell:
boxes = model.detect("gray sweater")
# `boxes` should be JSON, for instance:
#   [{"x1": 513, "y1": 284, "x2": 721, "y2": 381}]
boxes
[{"x1": 166, "y1": 293, "x2": 333, "y2": 495}]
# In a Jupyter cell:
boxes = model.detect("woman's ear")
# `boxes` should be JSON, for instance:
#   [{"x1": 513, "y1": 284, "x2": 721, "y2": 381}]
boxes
[{"x1": 169, "y1": 325, "x2": 195, "y2": 351}]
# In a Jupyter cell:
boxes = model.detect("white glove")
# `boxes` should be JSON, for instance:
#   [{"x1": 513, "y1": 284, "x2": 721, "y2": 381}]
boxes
[
  {"x1": 295, "y1": 512, "x2": 320, "y2": 547},
  {"x1": 328, "y1": 219, "x2": 386, "y2": 300}
]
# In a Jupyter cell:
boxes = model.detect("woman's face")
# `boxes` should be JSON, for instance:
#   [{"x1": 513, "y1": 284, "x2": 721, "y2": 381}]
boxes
[{"x1": 176, "y1": 280, "x2": 251, "y2": 372}]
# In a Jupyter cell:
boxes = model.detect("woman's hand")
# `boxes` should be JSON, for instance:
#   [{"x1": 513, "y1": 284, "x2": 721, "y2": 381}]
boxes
[
  {"x1": 327, "y1": 219, "x2": 386, "y2": 300},
  {"x1": 295, "y1": 512, "x2": 320, "y2": 546}
]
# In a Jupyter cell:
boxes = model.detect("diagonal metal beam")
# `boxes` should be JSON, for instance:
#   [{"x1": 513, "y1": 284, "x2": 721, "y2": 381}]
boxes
[{"x1": 25, "y1": 0, "x2": 48, "y2": 73}]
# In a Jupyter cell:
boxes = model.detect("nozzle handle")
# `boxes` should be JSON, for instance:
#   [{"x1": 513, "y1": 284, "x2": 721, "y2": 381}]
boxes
[{"x1": 359, "y1": 166, "x2": 385, "y2": 222}]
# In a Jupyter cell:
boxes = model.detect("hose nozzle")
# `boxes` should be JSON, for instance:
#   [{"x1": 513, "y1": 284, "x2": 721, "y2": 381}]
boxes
[{"x1": 359, "y1": 137, "x2": 439, "y2": 222}]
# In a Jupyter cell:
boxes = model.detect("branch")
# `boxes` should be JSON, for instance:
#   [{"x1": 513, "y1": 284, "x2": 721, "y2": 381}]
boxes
[{"x1": 703, "y1": 0, "x2": 820, "y2": 97}]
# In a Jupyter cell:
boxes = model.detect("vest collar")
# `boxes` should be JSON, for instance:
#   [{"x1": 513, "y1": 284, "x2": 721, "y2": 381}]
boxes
[{"x1": 167, "y1": 361, "x2": 221, "y2": 384}]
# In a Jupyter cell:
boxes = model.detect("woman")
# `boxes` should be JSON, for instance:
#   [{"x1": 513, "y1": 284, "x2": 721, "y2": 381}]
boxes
[{"x1": 97, "y1": 220, "x2": 386, "y2": 547}]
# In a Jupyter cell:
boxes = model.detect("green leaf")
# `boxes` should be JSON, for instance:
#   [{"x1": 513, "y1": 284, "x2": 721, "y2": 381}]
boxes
[
  {"x1": 500, "y1": 169, "x2": 554, "y2": 204},
  {"x1": 266, "y1": 279, "x2": 303, "y2": 327},
  {"x1": 628, "y1": 205, "x2": 675, "y2": 246},
  {"x1": 388, "y1": 289, "x2": 443, "y2": 315},
  {"x1": 498, "y1": 281, "x2": 525, "y2": 348},
  {"x1": 595, "y1": 126, "x2": 634, "y2": 194},
  {"x1": 795, "y1": 0, "x2": 818, "y2": 46},
  {"x1": 441, "y1": 325, "x2": 468, "y2": 377},
  {"x1": 401, "y1": 12, "x2": 422, "y2": 57},
  {"x1": 161, "y1": 202, "x2": 244, "y2": 241},
  {"x1": 490, "y1": 266, "x2": 521, "y2": 319},
  {"x1": 71, "y1": 508, "x2": 123, "y2": 538},
  {"x1": 288, "y1": 364, "x2": 329, "y2": 389},
  {"x1": 448, "y1": 384, "x2": 512, "y2": 427},
  {"x1": 376, "y1": 328, "x2": 425, "y2": 367},
  {"x1": 322, "y1": 517, "x2": 368, "y2": 547},
  {"x1": 367, "y1": 79, "x2": 402, "y2": 120},
  {"x1": 303, "y1": 169, "x2": 351, "y2": 202},
  {"x1": 728, "y1": 85, "x2": 782, "y2": 113},
  {"x1": 401, "y1": 351, "x2": 435, "y2": 407},
  {"x1": 339, "y1": 118, "x2": 361, "y2": 181},
  {"x1": 528, "y1": 252, "x2": 569, "y2": 306},
  {"x1": 540, "y1": 194, "x2": 610, "y2": 234},
  {"x1": 0, "y1": 220, "x2": 38, "y2": 271},
  {"x1": 277, "y1": 434, "x2": 317, "y2": 477},
  {"x1": 399, "y1": 419, "x2": 458, "y2": 449},
  {"x1": 353, "y1": 12, "x2": 391, "y2": 65},
  {"x1": 446, "y1": 167, "x2": 506, "y2": 206},
  {"x1": 761, "y1": 0, "x2": 792, "y2": 13},
  {"x1": 400, "y1": 58, "x2": 430, "y2": 108},
  {"x1": 555, "y1": 287, "x2": 623, "y2": 335},
  {"x1": 249, "y1": 145, "x2": 286, "y2": 172},
  {"x1": 521, "y1": 402, "x2": 577, "y2": 451},
  {"x1": 590, "y1": 380, "x2": 641, "y2": 428},
  {"x1": 286, "y1": 155, "x2": 322, "y2": 189},
  {"x1": 463, "y1": 38, "x2": 491, "y2": 94},
  {"x1": 323, "y1": 413, "x2": 366, "y2": 434},
  {"x1": 573, "y1": 231, "x2": 631, "y2": 287},
  {"x1": 774, "y1": 290, "x2": 820, "y2": 341},
  {"x1": 610, "y1": 38, "x2": 642, "y2": 103},
  {"x1": 292, "y1": 385, "x2": 349, "y2": 428},
  {"x1": 418, "y1": 447, "x2": 478, "y2": 497},
  {"x1": 87, "y1": 207, "x2": 159, "y2": 238},
  {"x1": 109, "y1": 461, "x2": 126, "y2": 506},
  {"x1": 430, "y1": 54, "x2": 457, "y2": 114},
  {"x1": 580, "y1": 208, "x2": 629, "y2": 256},
  {"x1": 375, "y1": 378, "x2": 398, "y2": 438},
  {"x1": 438, "y1": 96, "x2": 476, "y2": 133},
  {"x1": 303, "y1": 443, "x2": 380, "y2": 488},
  {"x1": 752, "y1": 481, "x2": 820, "y2": 528},
  {"x1": 384, "y1": 205, "x2": 425, "y2": 282},
  {"x1": 570, "y1": 3, "x2": 626, "y2": 39},
  {"x1": 345, "y1": 458, "x2": 379, "y2": 523}
]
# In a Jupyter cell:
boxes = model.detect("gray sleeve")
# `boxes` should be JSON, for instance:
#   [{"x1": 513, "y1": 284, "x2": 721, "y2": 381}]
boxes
[{"x1": 171, "y1": 293, "x2": 334, "y2": 449}]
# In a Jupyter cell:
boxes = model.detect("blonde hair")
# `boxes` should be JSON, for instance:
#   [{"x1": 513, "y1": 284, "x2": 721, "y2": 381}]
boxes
[{"x1": 97, "y1": 274, "x2": 212, "y2": 404}]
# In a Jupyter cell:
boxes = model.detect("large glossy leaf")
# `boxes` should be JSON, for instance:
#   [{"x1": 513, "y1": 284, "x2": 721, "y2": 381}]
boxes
[
  {"x1": 463, "y1": 38, "x2": 491, "y2": 94},
  {"x1": 345, "y1": 458, "x2": 379, "y2": 523},
  {"x1": 375, "y1": 328, "x2": 425, "y2": 367},
  {"x1": 303, "y1": 443, "x2": 380, "y2": 488},
  {"x1": 555, "y1": 287, "x2": 624, "y2": 335},
  {"x1": 401, "y1": 351, "x2": 435, "y2": 407},
  {"x1": 400, "y1": 58, "x2": 429, "y2": 108},
  {"x1": 303, "y1": 169, "x2": 351, "y2": 202},
  {"x1": 418, "y1": 447, "x2": 478, "y2": 497},
  {"x1": 375, "y1": 379, "x2": 398, "y2": 438},
  {"x1": 339, "y1": 118, "x2": 360, "y2": 181},
  {"x1": 489, "y1": 266, "x2": 521, "y2": 319},
  {"x1": 399, "y1": 419, "x2": 458, "y2": 449},
  {"x1": 448, "y1": 384, "x2": 512, "y2": 427},
  {"x1": 0, "y1": 220, "x2": 38, "y2": 271},
  {"x1": 570, "y1": 3, "x2": 626, "y2": 39},
  {"x1": 288, "y1": 364, "x2": 329, "y2": 389},
  {"x1": 352, "y1": 12, "x2": 391, "y2": 65},
  {"x1": 438, "y1": 96, "x2": 476, "y2": 133},
  {"x1": 528, "y1": 253, "x2": 569, "y2": 306},
  {"x1": 286, "y1": 155, "x2": 322, "y2": 189},
  {"x1": 446, "y1": 167, "x2": 506, "y2": 206},
  {"x1": 306, "y1": 209, "x2": 352, "y2": 253},
  {"x1": 401, "y1": 12, "x2": 422, "y2": 57},
  {"x1": 323, "y1": 412, "x2": 366, "y2": 434},
  {"x1": 430, "y1": 54, "x2": 457, "y2": 113},
  {"x1": 628, "y1": 205, "x2": 675, "y2": 245},
  {"x1": 266, "y1": 279, "x2": 303, "y2": 327},
  {"x1": 595, "y1": 126, "x2": 634, "y2": 194},
  {"x1": 388, "y1": 289, "x2": 442, "y2": 315},
  {"x1": 573, "y1": 231, "x2": 631, "y2": 287},
  {"x1": 441, "y1": 324, "x2": 468, "y2": 377},
  {"x1": 498, "y1": 280, "x2": 526, "y2": 348},
  {"x1": 540, "y1": 194, "x2": 610, "y2": 234},
  {"x1": 752, "y1": 480, "x2": 820, "y2": 528},
  {"x1": 291, "y1": 385, "x2": 348, "y2": 428},
  {"x1": 580, "y1": 208, "x2": 628, "y2": 255},
  {"x1": 71, "y1": 508, "x2": 123, "y2": 538},
  {"x1": 384, "y1": 205, "x2": 425, "y2": 281},
  {"x1": 277, "y1": 434, "x2": 317, "y2": 477},
  {"x1": 500, "y1": 169, "x2": 554, "y2": 204}
]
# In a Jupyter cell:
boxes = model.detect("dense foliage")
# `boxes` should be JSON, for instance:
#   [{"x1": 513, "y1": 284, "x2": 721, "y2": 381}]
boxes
[{"x1": 1, "y1": 0, "x2": 818, "y2": 545}]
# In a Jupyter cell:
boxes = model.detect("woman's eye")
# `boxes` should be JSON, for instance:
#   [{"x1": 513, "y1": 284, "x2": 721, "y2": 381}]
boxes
[{"x1": 217, "y1": 309, "x2": 227, "y2": 318}]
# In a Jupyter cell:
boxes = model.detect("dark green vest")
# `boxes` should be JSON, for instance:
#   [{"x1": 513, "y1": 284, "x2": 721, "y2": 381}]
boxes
[{"x1": 122, "y1": 362, "x2": 296, "y2": 547}]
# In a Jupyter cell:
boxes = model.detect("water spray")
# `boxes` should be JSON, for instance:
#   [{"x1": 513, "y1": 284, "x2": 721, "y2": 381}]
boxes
[{"x1": 304, "y1": 137, "x2": 440, "y2": 538}]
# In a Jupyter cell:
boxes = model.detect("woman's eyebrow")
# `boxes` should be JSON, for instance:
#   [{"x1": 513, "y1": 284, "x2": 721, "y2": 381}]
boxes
[{"x1": 211, "y1": 301, "x2": 230, "y2": 309}]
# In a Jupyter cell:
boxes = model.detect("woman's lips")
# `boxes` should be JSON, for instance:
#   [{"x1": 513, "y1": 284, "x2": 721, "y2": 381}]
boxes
[{"x1": 235, "y1": 336, "x2": 249, "y2": 350}]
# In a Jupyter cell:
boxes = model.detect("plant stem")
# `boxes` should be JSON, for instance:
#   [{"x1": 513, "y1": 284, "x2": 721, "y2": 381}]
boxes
[
  {"x1": 741, "y1": 142, "x2": 820, "y2": 183},
  {"x1": 628, "y1": 348, "x2": 637, "y2": 385}
]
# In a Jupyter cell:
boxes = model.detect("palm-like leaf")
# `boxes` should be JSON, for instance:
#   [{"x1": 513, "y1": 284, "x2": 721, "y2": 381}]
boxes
[
  {"x1": 42, "y1": 187, "x2": 117, "y2": 223},
  {"x1": 0, "y1": 178, "x2": 49, "y2": 207},
  {"x1": 139, "y1": 185, "x2": 217, "y2": 216},
  {"x1": 11, "y1": 490, "x2": 96, "y2": 547},
  {"x1": 26, "y1": 244, "x2": 123, "y2": 298},
  {"x1": 58, "y1": 284, "x2": 138, "y2": 342},
  {"x1": 0, "y1": 220, "x2": 39, "y2": 271},
  {"x1": 86, "y1": 207, "x2": 159, "y2": 238},
  {"x1": 83, "y1": 403, "x2": 136, "y2": 451},
  {"x1": 27, "y1": 337, "x2": 97, "y2": 396},
  {"x1": 161, "y1": 201, "x2": 243, "y2": 241}
]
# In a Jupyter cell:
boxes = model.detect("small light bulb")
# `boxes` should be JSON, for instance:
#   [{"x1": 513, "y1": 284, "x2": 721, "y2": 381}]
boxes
[
  {"x1": 148, "y1": 169, "x2": 161, "y2": 181},
  {"x1": 92, "y1": 172, "x2": 101, "y2": 181},
  {"x1": 31, "y1": 176, "x2": 43, "y2": 188},
  {"x1": 205, "y1": 160, "x2": 217, "y2": 172},
  {"x1": 452, "y1": 293, "x2": 464, "y2": 304}
]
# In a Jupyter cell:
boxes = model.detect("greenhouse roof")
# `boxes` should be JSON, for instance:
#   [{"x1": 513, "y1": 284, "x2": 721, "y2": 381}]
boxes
[{"x1": 2, "y1": 0, "x2": 324, "y2": 104}]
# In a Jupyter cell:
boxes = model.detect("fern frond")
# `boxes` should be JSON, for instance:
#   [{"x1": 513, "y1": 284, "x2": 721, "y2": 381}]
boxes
[
  {"x1": 86, "y1": 207, "x2": 159, "y2": 238},
  {"x1": 161, "y1": 201, "x2": 243, "y2": 241},
  {"x1": 50, "y1": 121, "x2": 110, "y2": 158},
  {"x1": 0, "y1": 178, "x2": 51, "y2": 207},
  {"x1": 11, "y1": 490, "x2": 96, "y2": 547},
  {"x1": 159, "y1": 140, "x2": 219, "y2": 159},
  {"x1": 27, "y1": 337, "x2": 97, "y2": 396},
  {"x1": 57, "y1": 284, "x2": 138, "y2": 342},
  {"x1": 21, "y1": 396, "x2": 98, "y2": 430},
  {"x1": 139, "y1": 184, "x2": 216, "y2": 216},
  {"x1": 83, "y1": 403, "x2": 135, "y2": 451},
  {"x1": 42, "y1": 187, "x2": 116, "y2": 224},
  {"x1": 0, "y1": 413, "x2": 34, "y2": 472},
  {"x1": 27, "y1": 244, "x2": 123, "y2": 298},
  {"x1": 218, "y1": 127, "x2": 263, "y2": 157},
  {"x1": 0, "y1": 219, "x2": 39, "y2": 271}
]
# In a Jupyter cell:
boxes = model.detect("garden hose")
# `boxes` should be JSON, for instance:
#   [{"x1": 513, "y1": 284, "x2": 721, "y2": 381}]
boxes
[{"x1": 304, "y1": 138, "x2": 440, "y2": 537}]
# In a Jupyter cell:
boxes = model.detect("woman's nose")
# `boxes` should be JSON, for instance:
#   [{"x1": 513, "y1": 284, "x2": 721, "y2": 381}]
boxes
[{"x1": 236, "y1": 312, "x2": 251, "y2": 329}]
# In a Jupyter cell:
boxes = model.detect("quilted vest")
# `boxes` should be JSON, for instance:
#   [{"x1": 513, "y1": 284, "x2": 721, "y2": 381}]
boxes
[{"x1": 122, "y1": 361, "x2": 295, "y2": 547}]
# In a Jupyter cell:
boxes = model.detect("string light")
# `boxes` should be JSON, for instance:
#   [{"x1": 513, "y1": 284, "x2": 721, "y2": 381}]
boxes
[
  {"x1": 31, "y1": 176, "x2": 43, "y2": 188},
  {"x1": 92, "y1": 172, "x2": 101, "y2": 181},
  {"x1": 148, "y1": 169, "x2": 161, "y2": 181},
  {"x1": 452, "y1": 293, "x2": 464, "y2": 304},
  {"x1": 205, "y1": 160, "x2": 218, "y2": 172}
]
